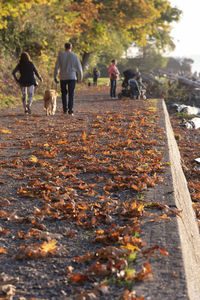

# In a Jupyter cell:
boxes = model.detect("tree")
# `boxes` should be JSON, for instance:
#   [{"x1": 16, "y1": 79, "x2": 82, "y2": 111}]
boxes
[
  {"x1": 69, "y1": 0, "x2": 181, "y2": 70},
  {"x1": 165, "y1": 57, "x2": 193, "y2": 75},
  {"x1": 180, "y1": 58, "x2": 194, "y2": 75},
  {"x1": 0, "y1": 0, "x2": 182, "y2": 78},
  {"x1": 0, "y1": 0, "x2": 56, "y2": 29}
]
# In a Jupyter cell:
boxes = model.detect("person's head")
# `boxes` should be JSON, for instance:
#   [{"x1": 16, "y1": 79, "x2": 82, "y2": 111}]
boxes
[
  {"x1": 111, "y1": 59, "x2": 116, "y2": 65},
  {"x1": 19, "y1": 52, "x2": 31, "y2": 65},
  {"x1": 137, "y1": 76, "x2": 142, "y2": 82},
  {"x1": 65, "y1": 42, "x2": 72, "y2": 51}
]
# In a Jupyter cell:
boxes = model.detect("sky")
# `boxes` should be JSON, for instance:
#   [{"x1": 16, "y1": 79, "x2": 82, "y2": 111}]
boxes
[{"x1": 169, "y1": 0, "x2": 200, "y2": 72}]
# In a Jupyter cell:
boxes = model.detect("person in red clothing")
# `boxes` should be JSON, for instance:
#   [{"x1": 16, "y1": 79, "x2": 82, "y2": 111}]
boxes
[{"x1": 107, "y1": 59, "x2": 120, "y2": 99}]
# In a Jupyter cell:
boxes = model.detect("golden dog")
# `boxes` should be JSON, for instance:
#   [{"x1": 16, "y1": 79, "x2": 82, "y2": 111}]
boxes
[{"x1": 43, "y1": 89, "x2": 57, "y2": 116}]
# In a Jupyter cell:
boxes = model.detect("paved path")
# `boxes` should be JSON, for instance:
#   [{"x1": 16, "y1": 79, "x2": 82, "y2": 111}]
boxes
[{"x1": 0, "y1": 86, "x2": 200, "y2": 299}]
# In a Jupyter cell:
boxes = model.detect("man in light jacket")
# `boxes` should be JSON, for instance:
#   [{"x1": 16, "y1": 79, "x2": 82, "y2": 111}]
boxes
[{"x1": 54, "y1": 42, "x2": 83, "y2": 115}]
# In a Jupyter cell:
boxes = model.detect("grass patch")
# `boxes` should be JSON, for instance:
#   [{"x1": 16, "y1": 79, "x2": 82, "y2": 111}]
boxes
[
  {"x1": 0, "y1": 94, "x2": 20, "y2": 108},
  {"x1": 101, "y1": 250, "x2": 139, "y2": 291},
  {"x1": 175, "y1": 111, "x2": 189, "y2": 119},
  {"x1": 87, "y1": 77, "x2": 110, "y2": 86}
]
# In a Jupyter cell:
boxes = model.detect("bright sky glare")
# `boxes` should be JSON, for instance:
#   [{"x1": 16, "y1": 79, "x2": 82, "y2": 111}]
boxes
[{"x1": 169, "y1": 0, "x2": 200, "y2": 57}]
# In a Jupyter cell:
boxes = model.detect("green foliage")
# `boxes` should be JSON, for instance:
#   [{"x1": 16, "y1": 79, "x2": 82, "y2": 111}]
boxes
[
  {"x1": 157, "y1": 77, "x2": 193, "y2": 102},
  {"x1": 0, "y1": 0, "x2": 56, "y2": 29},
  {"x1": 0, "y1": 94, "x2": 18, "y2": 108},
  {"x1": 175, "y1": 111, "x2": 190, "y2": 119},
  {"x1": 118, "y1": 45, "x2": 168, "y2": 74}
]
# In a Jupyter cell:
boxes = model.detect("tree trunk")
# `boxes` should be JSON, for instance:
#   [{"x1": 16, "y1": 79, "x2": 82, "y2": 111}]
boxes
[{"x1": 81, "y1": 52, "x2": 91, "y2": 71}]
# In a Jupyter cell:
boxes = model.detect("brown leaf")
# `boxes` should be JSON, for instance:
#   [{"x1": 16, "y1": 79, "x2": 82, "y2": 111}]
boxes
[{"x1": 69, "y1": 273, "x2": 89, "y2": 285}]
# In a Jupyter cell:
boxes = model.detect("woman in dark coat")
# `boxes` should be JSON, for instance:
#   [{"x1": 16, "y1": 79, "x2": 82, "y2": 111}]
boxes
[{"x1": 12, "y1": 52, "x2": 43, "y2": 114}]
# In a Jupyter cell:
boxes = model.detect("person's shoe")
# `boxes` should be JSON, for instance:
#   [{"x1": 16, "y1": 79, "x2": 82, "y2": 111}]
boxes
[
  {"x1": 68, "y1": 112, "x2": 74, "y2": 116},
  {"x1": 27, "y1": 106, "x2": 31, "y2": 114},
  {"x1": 25, "y1": 105, "x2": 30, "y2": 114}
]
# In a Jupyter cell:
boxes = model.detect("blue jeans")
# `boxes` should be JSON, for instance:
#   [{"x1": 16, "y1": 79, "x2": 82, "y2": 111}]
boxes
[
  {"x1": 60, "y1": 80, "x2": 76, "y2": 113},
  {"x1": 21, "y1": 85, "x2": 34, "y2": 109},
  {"x1": 110, "y1": 79, "x2": 117, "y2": 97}
]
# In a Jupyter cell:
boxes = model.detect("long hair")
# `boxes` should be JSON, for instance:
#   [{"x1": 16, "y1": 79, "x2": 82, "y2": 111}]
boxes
[{"x1": 19, "y1": 52, "x2": 32, "y2": 66}]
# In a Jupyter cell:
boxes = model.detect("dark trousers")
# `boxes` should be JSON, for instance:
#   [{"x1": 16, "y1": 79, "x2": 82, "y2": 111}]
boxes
[
  {"x1": 93, "y1": 77, "x2": 98, "y2": 86},
  {"x1": 110, "y1": 79, "x2": 116, "y2": 97},
  {"x1": 60, "y1": 80, "x2": 76, "y2": 113},
  {"x1": 130, "y1": 84, "x2": 140, "y2": 99}
]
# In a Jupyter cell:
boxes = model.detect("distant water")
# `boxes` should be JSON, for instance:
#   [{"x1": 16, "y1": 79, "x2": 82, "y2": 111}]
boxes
[{"x1": 190, "y1": 55, "x2": 200, "y2": 73}]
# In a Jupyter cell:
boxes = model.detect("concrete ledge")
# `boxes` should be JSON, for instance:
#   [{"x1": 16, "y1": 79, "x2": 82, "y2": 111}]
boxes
[{"x1": 162, "y1": 99, "x2": 200, "y2": 299}]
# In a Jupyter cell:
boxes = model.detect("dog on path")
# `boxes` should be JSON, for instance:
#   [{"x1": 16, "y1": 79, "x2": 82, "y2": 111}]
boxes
[{"x1": 43, "y1": 89, "x2": 57, "y2": 116}]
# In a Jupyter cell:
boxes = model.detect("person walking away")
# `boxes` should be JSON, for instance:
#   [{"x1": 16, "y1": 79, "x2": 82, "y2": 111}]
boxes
[
  {"x1": 93, "y1": 68, "x2": 100, "y2": 86},
  {"x1": 135, "y1": 67, "x2": 141, "y2": 78},
  {"x1": 54, "y1": 42, "x2": 83, "y2": 115},
  {"x1": 128, "y1": 73, "x2": 140, "y2": 100},
  {"x1": 107, "y1": 59, "x2": 120, "y2": 99},
  {"x1": 12, "y1": 52, "x2": 43, "y2": 114}
]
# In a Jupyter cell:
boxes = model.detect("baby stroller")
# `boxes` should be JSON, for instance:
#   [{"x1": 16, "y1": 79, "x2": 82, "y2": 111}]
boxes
[
  {"x1": 118, "y1": 69, "x2": 147, "y2": 100},
  {"x1": 118, "y1": 69, "x2": 135, "y2": 99}
]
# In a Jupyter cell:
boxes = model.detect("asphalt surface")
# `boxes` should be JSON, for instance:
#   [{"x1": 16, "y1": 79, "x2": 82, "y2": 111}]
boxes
[{"x1": 0, "y1": 87, "x2": 200, "y2": 299}]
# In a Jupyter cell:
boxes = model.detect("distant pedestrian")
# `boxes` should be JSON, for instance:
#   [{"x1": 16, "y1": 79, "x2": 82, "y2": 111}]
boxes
[
  {"x1": 93, "y1": 68, "x2": 100, "y2": 86},
  {"x1": 135, "y1": 67, "x2": 141, "y2": 78},
  {"x1": 128, "y1": 73, "x2": 140, "y2": 100},
  {"x1": 136, "y1": 76, "x2": 146, "y2": 100},
  {"x1": 12, "y1": 52, "x2": 43, "y2": 114},
  {"x1": 54, "y1": 42, "x2": 83, "y2": 115},
  {"x1": 107, "y1": 59, "x2": 120, "y2": 99}
]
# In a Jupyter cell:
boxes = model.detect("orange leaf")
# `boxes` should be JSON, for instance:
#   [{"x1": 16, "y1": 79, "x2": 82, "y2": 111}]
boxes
[
  {"x1": 69, "y1": 273, "x2": 89, "y2": 285},
  {"x1": 131, "y1": 184, "x2": 139, "y2": 191},
  {"x1": 160, "y1": 214, "x2": 171, "y2": 220},
  {"x1": 160, "y1": 248, "x2": 169, "y2": 256},
  {"x1": 121, "y1": 243, "x2": 139, "y2": 252},
  {"x1": 0, "y1": 248, "x2": 7, "y2": 254},
  {"x1": 82, "y1": 131, "x2": 87, "y2": 140}
]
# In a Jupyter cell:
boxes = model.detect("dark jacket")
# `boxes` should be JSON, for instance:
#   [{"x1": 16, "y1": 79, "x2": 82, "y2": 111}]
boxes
[
  {"x1": 93, "y1": 69, "x2": 100, "y2": 79},
  {"x1": 12, "y1": 61, "x2": 42, "y2": 87},
  {"x1": 128, "y1": 78, "x2": 140, "y2": 96}
]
